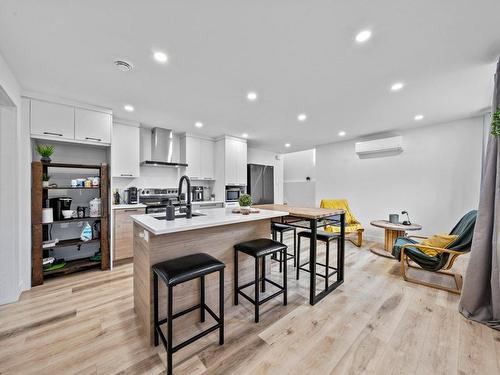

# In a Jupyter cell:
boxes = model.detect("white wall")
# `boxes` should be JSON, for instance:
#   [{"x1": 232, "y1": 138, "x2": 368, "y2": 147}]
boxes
[
  {"x1": 283, "y1": 149, "x2": 316, "y2": 206},
  {"x1": 315, "y1": 117, "x2": 483, "y2": 239},
  {"x1": 247, "y1": 147, "x2": 283, "y2": 204},
  {"x1": 0, "y1": 51, "x2": 30, "y2": 304}
]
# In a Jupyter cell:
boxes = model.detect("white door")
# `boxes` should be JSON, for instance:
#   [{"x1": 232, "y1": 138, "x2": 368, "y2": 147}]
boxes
[
  {"x1": 236, "y1": 140, "x2": 248, "y2": 184},
  {"x1": 225, "y1": 139, "x2": 238, "y2": 184},
  {"x1": 112, "y1": 124, "x2": 140, "y2": 177},
  {"x1": 74, "y1": 108, "x2": 112, "y2": 144},
  {"x1": 185, "y1": 136, "x2": 201, "y2": 178},
  {"x1": 30, "y1": 99, "x2": 75, "y2": 139},
  {"x1": 200, "y1": 139, "x2": 215, "y2": 179}
]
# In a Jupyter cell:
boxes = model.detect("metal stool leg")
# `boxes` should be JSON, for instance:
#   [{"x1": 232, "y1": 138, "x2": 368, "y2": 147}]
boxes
[
  {"x1": 255, "y1": 257, "x2": 260, "y2": 323},
  {"x1": 167, "y1": 285, "x2": 173, "y2": 375},
  {"x1": 296, "y1": 235, "x2": 301, "y2": 280},
  {"x1": 261, "y1": 255, "x2": 266, "y2": 292},
  {"x1": 325, "y1": 240, "x2": 330, "y2": 289},
  {"x1": 153, "y1": 273, "x2": 159, "y2": 347},
  {"x1": 200, "y1": 275, "x2": 205, "y2": 322},
  {"x1": 293, "y1": 228, "x2": 297, "y2": 267},
  {"x1": 283, "y1": 248, "x2": 288, "y2": 306},
  {"x1": 279, "y1": 232, "x2": 283, "y2": 273},
  {"x1": 219, "y1": 269, "x2": 224, "y2": 345},
  {"x1": 234, "y1": 250, "x2": 239, "y2": 305}
]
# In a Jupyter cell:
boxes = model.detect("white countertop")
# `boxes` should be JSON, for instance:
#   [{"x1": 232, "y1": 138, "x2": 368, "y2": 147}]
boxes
[
  {"x1": 192, "y1": 200, "x2": 224, "y2": 205},
  {"x1": 131, "y1": 207, "x2": 289, "y2": 235},
  {"x1": 112, "y1": 204, "x2": 147, "y2": 210}
]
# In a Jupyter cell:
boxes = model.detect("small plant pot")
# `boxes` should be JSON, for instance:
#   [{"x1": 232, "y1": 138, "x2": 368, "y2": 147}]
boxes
[
  {"x1": 240, "y1": 206, "x2": 251, "y2": 215},
  {"x1": 42, "y1": 181, "x2": 49, "y2": 188},
  {"x1": 41, "y1": 156, "x2": 51, "y2": 163}
]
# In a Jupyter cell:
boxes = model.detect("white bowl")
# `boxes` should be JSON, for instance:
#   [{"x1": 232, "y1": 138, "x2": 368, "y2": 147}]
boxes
[{"x1": 62, "y1": 210, "x2": 74, "y2": 219}]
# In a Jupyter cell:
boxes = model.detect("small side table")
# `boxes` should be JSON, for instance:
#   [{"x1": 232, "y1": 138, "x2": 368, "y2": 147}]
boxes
[{"x1": 370, "y1": 220, "x2": 422, "y2": 259}]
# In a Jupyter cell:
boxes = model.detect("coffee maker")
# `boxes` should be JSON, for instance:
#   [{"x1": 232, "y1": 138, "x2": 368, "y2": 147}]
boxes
[
  {"x1": 128, "y1": 187, "x2": 138, "y2": 204},
  {"x1": 49, "y1": 197, "x2": 72, "y2": 221}
]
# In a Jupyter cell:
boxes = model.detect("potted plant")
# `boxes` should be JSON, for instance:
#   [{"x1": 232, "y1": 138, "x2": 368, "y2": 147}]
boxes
[
  {"x1": 239, "y1": 194, "x2": 252, "y2": 215},
  {"x1": 42, "y1": 173, "x2": 50, "y2": 188},
  {"x1": 491, "y1": 109, "x2": 500, "y2": 137},
  {"x1": 36, "y1": 144, "x2": 55, "y2": 163}
]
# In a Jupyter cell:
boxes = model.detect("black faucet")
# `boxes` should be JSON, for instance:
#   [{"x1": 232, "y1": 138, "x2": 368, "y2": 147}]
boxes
[{"x1": 178, "y1": 175, "x2": 192, "y2": 219}]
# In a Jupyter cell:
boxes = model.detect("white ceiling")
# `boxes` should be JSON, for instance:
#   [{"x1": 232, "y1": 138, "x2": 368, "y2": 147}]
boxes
[{"x1": 1, "y1": 0, "x2": 499, "y2": 152}]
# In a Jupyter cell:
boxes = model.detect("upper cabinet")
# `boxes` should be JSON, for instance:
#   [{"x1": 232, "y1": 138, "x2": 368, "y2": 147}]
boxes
[
  {"x1": 30, "y1": 100, "x2": 75, "y2": 139},
  {"x1": 224, "y1": 137, "x2": 247, "y2": 185},
  {"x1": 28, "y1": 98, "x2": 112, "y2": 146},
  {"x1": 180, "y1": 135, "x2": 215, "y2": 180},
  {"x1": 75, "y1": 108, "x2": 111, "y2": 144},
  {"x1": 112, "y1": 123, "x2": 140, "y2": 178}
]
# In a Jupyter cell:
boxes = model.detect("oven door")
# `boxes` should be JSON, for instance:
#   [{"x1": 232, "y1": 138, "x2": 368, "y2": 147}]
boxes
[
  {"x1": 145, "y1": 206, "x2": 167, "y2": 214},
  {"x1": 225, "y1": 189, "x2": 240, "y2": 202}
]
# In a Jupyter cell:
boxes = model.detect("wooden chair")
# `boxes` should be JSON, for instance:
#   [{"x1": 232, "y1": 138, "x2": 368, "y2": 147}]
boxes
[
  {"x1": 320, "y1": 199, "x2": 364, "y2": 247},
  {"x1": 391, "y1": 210, "x2": 477, "y2": 294}
]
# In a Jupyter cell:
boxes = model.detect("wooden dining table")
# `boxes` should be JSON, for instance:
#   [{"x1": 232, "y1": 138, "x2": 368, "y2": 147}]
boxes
[{"x1": 254, "y1": 204, "x2": 345, "y2": 305}]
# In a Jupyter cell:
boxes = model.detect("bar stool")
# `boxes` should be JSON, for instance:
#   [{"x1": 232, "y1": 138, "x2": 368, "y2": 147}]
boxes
[
  {"x1": 296, "y1": 230, "x2": 340, "y2": 287},
  {"x1": 152, "y1": 253, "x2": 225, "y2": 375},
  {"x1": 271, "y1": 222, "x2": 297, "y2": 271},
  {"x1": 234, "y1": 238, "x2": 287, "y2": 323}
]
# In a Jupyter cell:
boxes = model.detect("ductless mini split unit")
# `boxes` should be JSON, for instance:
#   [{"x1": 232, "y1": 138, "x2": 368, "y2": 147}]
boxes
[{"x1": 354, "y1": 136, "x2": 403, "y2": 156}]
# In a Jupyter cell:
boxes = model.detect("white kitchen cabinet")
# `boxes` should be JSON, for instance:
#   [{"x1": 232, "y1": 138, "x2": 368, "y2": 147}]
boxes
[
  {"x1": 74, "y1": 108, "x2": 112, "y2": 144},
  {"x1": 225, "y1": 138, "x2": 247, "y2": 185},
  {"x1": 200, "y1": 138, "x2": 215, "y2": 179},
  {"x1": 112, "y1": 123, "x2": 140, "y2": 177},
  {"x1": 30, "y1": 99, "x2": 75, "y2": 139},
  {"x1": 180, "y1": 135, "x2": 215, "y2": 180}
]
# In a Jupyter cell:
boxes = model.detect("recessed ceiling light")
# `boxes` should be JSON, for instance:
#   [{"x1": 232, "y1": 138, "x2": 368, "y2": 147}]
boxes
[
  {"x1": 114, "y1": 60, "x2": 133, "y2": 72},
  {"x1": 338, "y1": 131, "x2": 346, "y2": 137},
  {"x1": 414, "y1": 114, "x2": 424, "y2": 121},
  {"x1": 355, "y1": 30, "x2": 372, "y2": 43},
  {"x1": 242, "y1": 133, "x2": 248, "y2": 138},
  {"x1": 195, "y1": 122, "x2": 203, "y2": 128},
  {"x1": 297, "y1": 113, "x2": 307, "y2": 122},
  {"x1": 247, "y1": 91, "x2": 258, "y2": 101},
  {"x1": 153, "y1": 51, "x2": 168, "y2": 64},
  {"x1": 124, "y1": 104, "x2": 134, "y2": 112},
  {"x1": 284, "y1": 143, "x2": 291, "y2": 148},
  {"x1": 391, "y1": 82, "x2": 404, "y2": 91}
]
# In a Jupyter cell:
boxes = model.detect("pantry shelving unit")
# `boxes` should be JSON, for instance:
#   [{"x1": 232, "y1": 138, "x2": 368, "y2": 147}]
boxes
[{"x1": 31, "y1": 161, "x2": 109, "y2": 286}]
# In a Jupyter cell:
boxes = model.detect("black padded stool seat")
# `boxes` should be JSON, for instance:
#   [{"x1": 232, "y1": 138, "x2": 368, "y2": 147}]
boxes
[
  {"x1": 152, "y1": 253, "x2": 225, "y2": 375},
  {"x1": 297, "y1": 230, "x2": 340, "y2": 242},
  {"x1": 234, "y1": 238, "x2": 288, "y2": 323},
  {"x1": 234, "y1": 238, "x2": 286, "y2": 257},
  {"x1": 271, "y1": 222, "x2": 295, "y2": 232},
  {"x1": 152, "y1": 253, "x2": 225, "y2": 286}
]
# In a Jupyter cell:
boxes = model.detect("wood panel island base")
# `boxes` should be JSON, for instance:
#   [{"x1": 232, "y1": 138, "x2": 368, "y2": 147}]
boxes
[{"x1": 132, "y1": 208, "x2": 288, "y2": 345}]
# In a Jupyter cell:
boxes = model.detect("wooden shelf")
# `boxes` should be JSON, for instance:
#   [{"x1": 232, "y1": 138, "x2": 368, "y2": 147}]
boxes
[
  {"x1": 44, "y1": 186, "x2": 100, "y2": 190},
  {"x1": 43, "y1": 216, "x2": 103, "y2": 225},
  {"x1": 44, "y1": 237, "x2": 100, "y2": 249},
  {"x1": 43, "y1": 258, "x2": 101, "y2": 277}
]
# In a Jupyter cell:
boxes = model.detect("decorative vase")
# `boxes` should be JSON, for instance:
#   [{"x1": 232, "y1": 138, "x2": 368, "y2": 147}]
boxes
[
  {"x1": 41, "y1": 156, "x2": 51, "y2": 163},
  {"x1": 240, "y1": 206, "x2": 251, "y2": 215}
]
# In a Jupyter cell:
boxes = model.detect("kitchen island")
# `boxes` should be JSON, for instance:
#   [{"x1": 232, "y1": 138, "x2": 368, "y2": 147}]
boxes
[{"x1": 131, "y1": 207, "x2": 288, "y2": 345}]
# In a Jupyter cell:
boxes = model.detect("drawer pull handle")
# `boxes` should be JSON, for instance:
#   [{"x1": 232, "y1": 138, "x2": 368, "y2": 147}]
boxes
[
  {"x1": 124, "y1": 209, "x2": 139, "y2": 212},
  {"x1": 120, "y1": 173, "x2": 133, "y2": 177},
  {"x1": 43, "y1": 132, "x2": 63, "y2": 137},
  {"x1": 85, "y1": 137, "x2": 102, "y2": 142}
]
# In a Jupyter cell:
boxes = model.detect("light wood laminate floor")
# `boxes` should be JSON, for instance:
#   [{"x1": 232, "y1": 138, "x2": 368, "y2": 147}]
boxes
[{"x1": 1, "y1": 236, "x2": 499, "y2": 375}]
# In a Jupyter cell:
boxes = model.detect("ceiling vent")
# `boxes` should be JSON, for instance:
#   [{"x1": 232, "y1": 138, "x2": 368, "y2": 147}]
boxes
[{"x1": 355, "y1": 136, "x2": 403, "y2": 156}]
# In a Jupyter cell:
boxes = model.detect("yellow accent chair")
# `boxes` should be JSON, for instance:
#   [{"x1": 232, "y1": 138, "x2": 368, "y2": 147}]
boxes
[{"x1": 320, "y1": 199, "x2": 364, "y2": 247}]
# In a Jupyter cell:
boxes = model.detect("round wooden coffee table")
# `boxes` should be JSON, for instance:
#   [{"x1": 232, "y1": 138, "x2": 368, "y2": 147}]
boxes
[{"x1": 369, "y1": 220, "x2": 422, "y2": 259}]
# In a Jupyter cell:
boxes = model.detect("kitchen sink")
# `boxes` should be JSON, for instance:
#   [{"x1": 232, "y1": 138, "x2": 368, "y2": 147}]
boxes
[{"x1": 154, "y1": 212, "x2": 206, "y2": 220}]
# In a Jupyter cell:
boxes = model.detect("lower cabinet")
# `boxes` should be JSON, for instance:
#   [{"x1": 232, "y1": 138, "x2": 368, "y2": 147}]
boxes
[{"x1": 113, "y1": 207, "x2": 145, "y2": 263}]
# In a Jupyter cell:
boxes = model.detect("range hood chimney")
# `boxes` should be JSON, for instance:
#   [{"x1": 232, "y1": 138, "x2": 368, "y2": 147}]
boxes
[{"x1": 141, "y1": 127, "x2": 188, "y2": 167}]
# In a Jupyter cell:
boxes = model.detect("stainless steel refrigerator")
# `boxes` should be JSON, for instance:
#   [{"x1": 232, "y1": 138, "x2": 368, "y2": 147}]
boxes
[{"x1": 247, "y1": 163, "x2": 274, "y2": 204}]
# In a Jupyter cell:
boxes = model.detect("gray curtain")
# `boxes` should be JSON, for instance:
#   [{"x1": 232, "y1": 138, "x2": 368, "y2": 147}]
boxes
[{"x1": 458, "y1": 59, "x2": 500, "y2": 330}]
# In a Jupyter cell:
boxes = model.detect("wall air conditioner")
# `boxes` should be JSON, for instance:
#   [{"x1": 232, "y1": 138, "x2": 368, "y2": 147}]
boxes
[{"x1": 355, "y1": 136, "x2": 403, "y2": 156}]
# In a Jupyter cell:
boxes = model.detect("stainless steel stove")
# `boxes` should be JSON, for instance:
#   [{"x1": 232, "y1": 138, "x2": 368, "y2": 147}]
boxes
[{"x1": 139, "y1": 188, "x2": 181, "y2": 214}]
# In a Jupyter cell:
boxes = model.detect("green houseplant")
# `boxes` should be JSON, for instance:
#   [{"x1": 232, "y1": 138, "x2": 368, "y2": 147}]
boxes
[
  {"x1": 36, "y1": 144, "x2": 55, "y2": 163},
  {"x1": 239, "y1": 194, "x2": 252, "y2": 214},
  {"x1": 42, "y1": 173, "x2": 50, "y2": 188},
  {"x1": 491, "y1": 109, "x2": 500, "y2": 137}
]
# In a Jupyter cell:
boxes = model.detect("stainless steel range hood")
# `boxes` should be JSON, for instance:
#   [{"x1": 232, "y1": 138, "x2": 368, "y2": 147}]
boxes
[{"x1": 140, "y1": 127, "x2": 188, "y2": 167}]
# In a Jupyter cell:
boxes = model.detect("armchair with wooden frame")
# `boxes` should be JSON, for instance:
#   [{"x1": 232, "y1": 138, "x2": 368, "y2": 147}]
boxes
[
  {"x1": 321, "y1": 199, "x2": 364, "y2": 247},
  {"x1": 391, "y1": 210, "x2": 477, "y2": 294}
]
